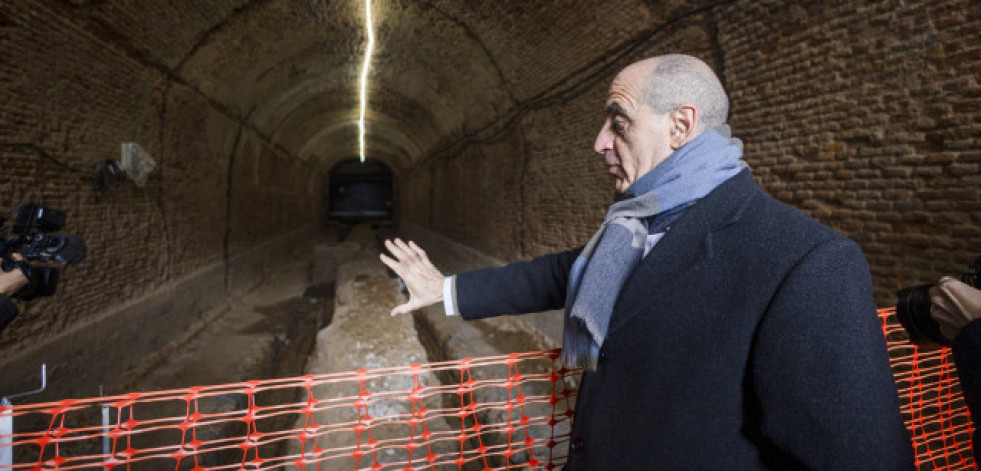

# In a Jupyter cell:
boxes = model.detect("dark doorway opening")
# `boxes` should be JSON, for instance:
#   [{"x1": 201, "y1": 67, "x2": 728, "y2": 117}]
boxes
[{"x1": 326, "y1": 158, "x2": 394, "y2": 222}]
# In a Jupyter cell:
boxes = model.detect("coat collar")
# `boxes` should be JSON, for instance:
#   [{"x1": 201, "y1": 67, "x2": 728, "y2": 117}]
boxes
[{"x1": 608, "y1": 169, "x2": 761, "y2": 335}]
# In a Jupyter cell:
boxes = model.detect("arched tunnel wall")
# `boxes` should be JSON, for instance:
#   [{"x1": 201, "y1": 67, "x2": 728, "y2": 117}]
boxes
[
  {"x1": 401, "y1": 0, "x2": 981, "y2": 307},
  {"x1": 0, "y1": 0, "x2": 977, "y2": 400},
  {"x1": 0, "y1": 3, "x2": 321, "y2": 397}
]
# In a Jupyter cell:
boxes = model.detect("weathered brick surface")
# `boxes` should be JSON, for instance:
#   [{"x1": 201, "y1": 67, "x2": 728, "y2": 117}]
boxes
[
  {"x1": 1, "y1": 2, "x2": 174, "y2": 353},
  {"x1": 0, "y1": 1, "x2": 317, "y2": 390},
  {"x1": 722, "y1": 0, "x2": 981, "y2": 304},
  {"x1": 401, "y1": 3, "x2": 721, "y2": 258},
  {"x1": 1, "y1": 0, "x2": 979, "y2": 397},
  {"x1": 403, "y1": 0, "x2": 981, "y2": 307}
]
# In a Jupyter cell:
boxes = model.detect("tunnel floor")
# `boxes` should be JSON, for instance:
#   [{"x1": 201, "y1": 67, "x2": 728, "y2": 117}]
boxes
[
  {"x1": 122, "y1": 260, "x2": 330, "y2": 393},
  {"x1": 109, "y1": 221, "x2": 555, "y2": 395},
  {"x1": 113, "y1": 230, "x2": 345, "y2": 396},
  {"x1": 5, "y1": 223, "x2": 566, "y2": 469},
  {"x1": 53, "y1": 222, "x2": 561, "y2": 469}
]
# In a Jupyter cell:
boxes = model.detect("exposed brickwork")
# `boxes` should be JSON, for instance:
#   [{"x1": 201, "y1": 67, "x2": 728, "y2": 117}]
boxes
[
  {"x1": 1, "y1": 0, "x2": 979, "y2": 397},
  {"x1": 0, "y1": 1, "x2": 317, "y2": 379},
  {"x1": 400, "y1": 4, "x2": 717, "y2": 258},
  {"x1": 407, "y1": 134, "x2": 526, "y2": 258},
  {"x1": 403, "y1": 0, "x2": 981, "y2": 307},
  {"x1": 721, "y1": 0, "x2": 981, "y2": 304},
  {"x1": 1, "y1": 1, "x2": 175, "y2": 352}
]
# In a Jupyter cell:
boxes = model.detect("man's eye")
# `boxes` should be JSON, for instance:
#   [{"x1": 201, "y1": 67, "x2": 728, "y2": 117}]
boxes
[{"x1": 611, "y1": 118, "x2": 626, "y2": 133}]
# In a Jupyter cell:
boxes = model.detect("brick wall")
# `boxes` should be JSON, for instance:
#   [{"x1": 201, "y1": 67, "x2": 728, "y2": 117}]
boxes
[
  {"x1": 401, "y1": 0, "x2": 981, "y2": 307},
  {"x1": 724, "y1": 0, "x2": 981, "y2": 303},
  {"x1": 0, "y1": 0, "x2": 978, "y2": 397},
  {"x1": 0, "y1": 1, "x2": 318, "y2": 395}
]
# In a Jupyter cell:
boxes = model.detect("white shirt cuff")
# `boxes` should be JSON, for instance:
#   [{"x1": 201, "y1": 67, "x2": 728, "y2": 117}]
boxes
[{"x1": 442, "y1": 276, "x2": 457, "y2": 316}]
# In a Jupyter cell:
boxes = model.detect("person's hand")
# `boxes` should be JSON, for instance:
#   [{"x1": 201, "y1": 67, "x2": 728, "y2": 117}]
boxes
[
  {"x1": 379, "y1": 238, "x2": 444, "y2": 316},
  {"x1": 0, "y1": 256, "x2": 28, "y2": 296},
  {"x1": 930, "y1": 277, "x2": 981, "y2": 341}
]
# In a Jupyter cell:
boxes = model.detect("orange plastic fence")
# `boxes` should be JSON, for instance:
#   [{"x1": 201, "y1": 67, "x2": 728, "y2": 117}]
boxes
[
  {"x1": 0, "y1": 351, "x2": 578, "y2": 470},
  {"x1": 879, "y1": 307, "x2": 975, "y2": 470},
  {"x1": 0, "y1": 308, "x2": 976, "y2": 470}
]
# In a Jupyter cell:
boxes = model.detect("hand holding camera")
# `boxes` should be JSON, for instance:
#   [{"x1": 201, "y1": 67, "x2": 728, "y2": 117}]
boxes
[
  {"x1": 0, "y1": 202, "x2": 86, "y2": 332},
  {"x1": 897, "y1": 257, "x2": 981, "y2": 347},
  {"x1": 931, "y1": 277, "x2": 981, "y2": 343},
  {"x1": 0, "y1": 203, "x2": 86, "y2": 301}
]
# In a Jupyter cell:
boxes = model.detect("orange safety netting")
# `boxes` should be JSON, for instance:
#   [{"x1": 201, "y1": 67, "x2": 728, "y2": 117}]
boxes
[
  {"x1": 879, "y1": 307, "x2": 975, "y2": 470},
  {"x1": 0, "y1": 308, "x2": 976, "y2": 470},
  {"x1": 0, "y1": 351, "x2": 578, "y2": 470}
]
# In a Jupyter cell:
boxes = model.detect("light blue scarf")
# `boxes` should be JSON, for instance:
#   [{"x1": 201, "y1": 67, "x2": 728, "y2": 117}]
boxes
[{"x1": 561, "y1": 125, "x2": 747, "y2": 369}]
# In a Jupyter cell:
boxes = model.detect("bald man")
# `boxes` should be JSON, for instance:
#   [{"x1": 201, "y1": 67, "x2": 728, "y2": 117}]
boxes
[{"x1": 383, "y1": 54, "x2": 913, "y2": 470}]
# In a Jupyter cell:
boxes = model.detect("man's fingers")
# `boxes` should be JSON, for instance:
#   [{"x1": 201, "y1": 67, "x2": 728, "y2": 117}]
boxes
[
  {"x1": 391, "y1": 301, "x2": 417, "y2": 316},
  {"x1": 385, "y1": 238, "x2": 421, "y2": 267},
  {"x1": 933, "y1": 293, "x2": 957, "y2": 317},
  {"x1": 407, "y1": 241, "x2": 441, "y2": 273},
  {"x1": 384, "y1": 239, "x2": 409, "y2": 261},
  {"x1": 393, "y1": 238, "x2": 418, "y2": 261},
  {"x1": 942, "y1": 278, "x2": 973, "y2": 299},
  {"x1": 384, "y1": 238, "x2": 433, "y2": 273},
  {"x1": 939, "y1": 278, "x2": 971, "y2": 317},
  {"x1": 379, "y1": 253, "x2": 404, "y2": 275},
  {"x1": 408, "y1": 241, "x2": 428, "y2": 259},
  {"x1": 931, "y1": 285, "x2": 952, "y2": 311}
]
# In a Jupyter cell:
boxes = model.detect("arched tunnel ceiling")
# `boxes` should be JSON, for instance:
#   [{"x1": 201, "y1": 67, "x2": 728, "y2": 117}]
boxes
[{"x1": 55, "y1": 0, "x2": 668, "y2": 173}]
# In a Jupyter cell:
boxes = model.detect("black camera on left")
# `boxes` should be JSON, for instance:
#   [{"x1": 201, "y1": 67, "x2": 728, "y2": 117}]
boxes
[{"x1": 1, "y1": 203, "x2": 87, "y2": 300}]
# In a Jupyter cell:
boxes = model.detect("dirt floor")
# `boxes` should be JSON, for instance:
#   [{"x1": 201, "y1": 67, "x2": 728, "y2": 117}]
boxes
[
  {"x1": 5, "y1": 223, "x2": 564, "y2": 469},
  {"x1": 120, "y1": 257, "x2": 331, "y2": 393}
]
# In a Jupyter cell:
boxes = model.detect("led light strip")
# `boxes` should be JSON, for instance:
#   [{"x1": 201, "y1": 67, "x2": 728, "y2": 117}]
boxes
[{"x1": 358, "y1": 0, "x2": 375, "y2": 163}]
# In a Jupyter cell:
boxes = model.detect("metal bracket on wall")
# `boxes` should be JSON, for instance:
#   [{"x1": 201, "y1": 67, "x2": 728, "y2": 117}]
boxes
[
  {"x1": 1, "y1": 364, "x2": 46, "y2": 467},
  {"x1": 2, "y1": 363, "x2": 47, "y2": 403}
]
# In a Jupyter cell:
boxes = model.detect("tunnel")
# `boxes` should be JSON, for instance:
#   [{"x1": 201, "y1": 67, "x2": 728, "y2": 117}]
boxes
[{"x1": 0, "y1": 0, "x2": 980, "y2": 467}]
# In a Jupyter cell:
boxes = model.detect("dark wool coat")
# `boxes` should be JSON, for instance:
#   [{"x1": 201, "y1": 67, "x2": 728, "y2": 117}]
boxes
[
  {"x1": 953, "y1": 318, "x2": 981, "y2": 461},
  {"x1": 455, "y1": 170, "x2": 913, "y2": 470}
]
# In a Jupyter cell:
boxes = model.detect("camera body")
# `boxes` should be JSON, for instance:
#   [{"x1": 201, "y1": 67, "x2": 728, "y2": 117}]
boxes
[
  {"x1": 897, "y1": 257, "x2": 981, "y2": 347},
  {"x1": 0, "y1": 204, "x2": 86, "y2": 300}
]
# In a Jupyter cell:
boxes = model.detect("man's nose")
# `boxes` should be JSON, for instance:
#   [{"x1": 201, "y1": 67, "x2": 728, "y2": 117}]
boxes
[{"x1": 594, "y1": 124, "x2": 612, "y2": 154}]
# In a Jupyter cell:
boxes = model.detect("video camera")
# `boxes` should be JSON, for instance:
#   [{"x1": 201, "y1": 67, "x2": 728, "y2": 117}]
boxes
[
  {"x1": 896, "y1": 256, "x2": 981, "y2": 348},
  {"x1": 0, "y1": 203, "x2": 87, "y2": 300}
]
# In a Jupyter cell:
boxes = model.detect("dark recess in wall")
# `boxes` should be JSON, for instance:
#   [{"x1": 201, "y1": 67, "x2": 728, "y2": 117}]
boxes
[{"x1": 326, "y1": 158, "x2": 394, "y2": 223}]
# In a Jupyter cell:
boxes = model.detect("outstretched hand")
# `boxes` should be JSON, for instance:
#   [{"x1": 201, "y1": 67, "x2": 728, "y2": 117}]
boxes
[
  {"x1": 931, "y1": 277, "x2": 981, "y2": 342},
  {"x1": 380, "y1": 238, "x2": 445, "y2": 316}
]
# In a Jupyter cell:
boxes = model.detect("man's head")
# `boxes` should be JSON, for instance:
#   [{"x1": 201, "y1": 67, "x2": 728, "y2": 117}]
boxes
[{"x1": 594, "y1": 54, "x2": 729, "y2": 194}]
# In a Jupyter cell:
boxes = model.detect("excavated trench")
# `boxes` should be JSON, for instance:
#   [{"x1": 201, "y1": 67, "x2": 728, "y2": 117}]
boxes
[
  {"x1": 285, "y1": 222, "x2": 569, "y2": 470},
  {"x1": 9, "y1": 222, "x2": 563, "y2": 469}
]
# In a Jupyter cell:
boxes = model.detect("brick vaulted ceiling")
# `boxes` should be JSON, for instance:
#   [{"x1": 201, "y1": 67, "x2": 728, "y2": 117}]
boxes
[{"x1": 36, "y1": 0, "x2": 676, "y2": 174}]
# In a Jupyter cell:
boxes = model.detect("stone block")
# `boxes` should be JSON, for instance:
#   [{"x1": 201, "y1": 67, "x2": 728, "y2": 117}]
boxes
[{"x1": 312, "y1": 243, "x2": 366, "y2": 285}]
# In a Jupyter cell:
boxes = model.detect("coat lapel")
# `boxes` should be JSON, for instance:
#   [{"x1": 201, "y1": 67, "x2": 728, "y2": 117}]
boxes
[{"x1": 607, "y1": 170, "x2": 759, "y2": 335}]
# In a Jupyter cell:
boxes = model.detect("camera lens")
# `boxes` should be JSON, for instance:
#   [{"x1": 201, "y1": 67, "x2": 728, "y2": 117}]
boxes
[{"x1": 896, "y1": 284, "x2": 950, "y2": 348}]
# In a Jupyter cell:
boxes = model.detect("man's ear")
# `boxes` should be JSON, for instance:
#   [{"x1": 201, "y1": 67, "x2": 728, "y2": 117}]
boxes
[{"x1": 669, "y1": 104, "x2": 697, "y2": 149}]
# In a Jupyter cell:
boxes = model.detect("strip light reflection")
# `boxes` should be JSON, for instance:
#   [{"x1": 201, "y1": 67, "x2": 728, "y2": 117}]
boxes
[{"x1": 358, "y1": 0, "x2": 375, "y2": 163}]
